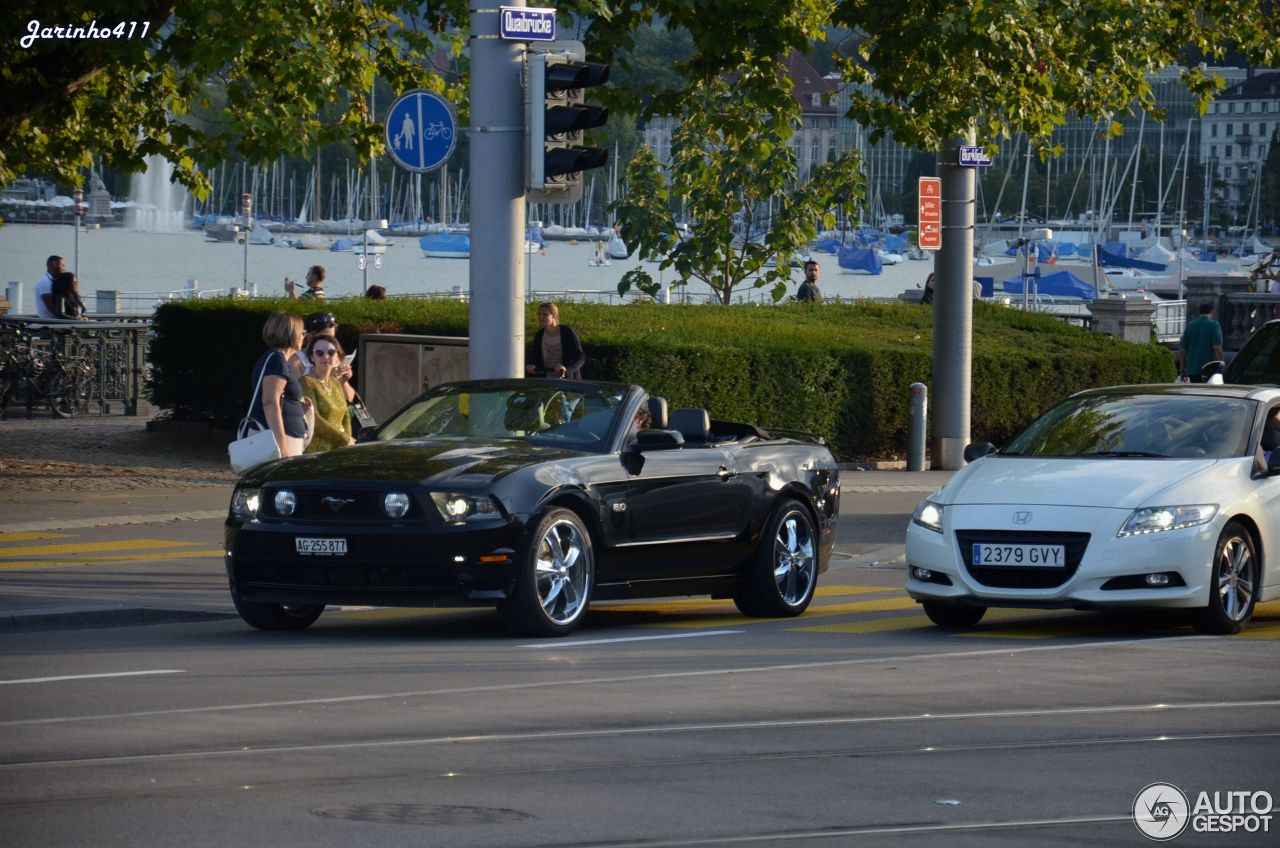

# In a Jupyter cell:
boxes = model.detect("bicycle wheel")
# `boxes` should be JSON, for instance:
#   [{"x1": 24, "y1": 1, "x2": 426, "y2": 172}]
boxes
[
  {"x1": 47, "y1": 365, "x2": 92, "y2": 418},
  {"x1": 0, "y1": 363, "x2": 14, "y2": 420}
]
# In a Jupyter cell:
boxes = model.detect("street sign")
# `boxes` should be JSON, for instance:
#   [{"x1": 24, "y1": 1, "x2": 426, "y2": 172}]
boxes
[
  {"x1": 356, "y1": 255, "x2": 367, "y2": 271},
  {"x1": 385, "y1": 90, "x2": 457, "y2": 173},
  {"x1": 500, "y1": 6, "x2": 556, "y2": 41},
  {"x1": 918, "y1": 177, "x2": 942, "y2": 251},
  {"x1": 959, "y1": 146, "x2": 994, "y2": 167},
  {"x1": 374, "y1": 254, "x2": 382, "y2": 270}
]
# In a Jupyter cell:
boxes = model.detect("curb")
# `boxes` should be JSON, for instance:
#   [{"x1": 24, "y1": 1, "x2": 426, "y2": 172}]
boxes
[{"x1": 0, "y1": 607, "x2": 237, "y2": 634}]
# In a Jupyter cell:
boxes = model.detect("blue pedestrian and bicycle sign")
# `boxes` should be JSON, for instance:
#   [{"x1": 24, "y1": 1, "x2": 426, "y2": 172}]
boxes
[{"x1": 385, "y1": 90, "x2": 457, "y2": 173}]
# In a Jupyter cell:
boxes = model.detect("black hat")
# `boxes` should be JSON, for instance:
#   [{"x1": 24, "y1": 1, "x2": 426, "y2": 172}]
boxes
[{"x1": 304, "y1": 311, "x2": 337, "y2": 332}]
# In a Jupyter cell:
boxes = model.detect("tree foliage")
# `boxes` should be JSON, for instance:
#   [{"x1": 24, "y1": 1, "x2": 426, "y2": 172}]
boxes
[
  {"x1": 0, "y1": 0, "x2": 465, "y2": 196},
  {"x1": 612, "y1": 62, "x2": 864, "y2": 304}
]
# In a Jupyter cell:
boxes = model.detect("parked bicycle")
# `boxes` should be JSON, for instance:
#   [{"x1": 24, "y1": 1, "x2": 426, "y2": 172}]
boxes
[{"x1": 0, "y1": 326, "x2": 96, "y2": 419}]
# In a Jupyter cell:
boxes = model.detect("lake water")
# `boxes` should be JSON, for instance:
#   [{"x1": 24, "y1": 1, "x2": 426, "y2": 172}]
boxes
[{"x1": 0, "y1": 223, "x2": 944, "y2": 313}]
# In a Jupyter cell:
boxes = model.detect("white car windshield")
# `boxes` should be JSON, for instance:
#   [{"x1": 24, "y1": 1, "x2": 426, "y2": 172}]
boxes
[{"x1": 1003, "y1": 393, "x2": 1255, "y2": 459}]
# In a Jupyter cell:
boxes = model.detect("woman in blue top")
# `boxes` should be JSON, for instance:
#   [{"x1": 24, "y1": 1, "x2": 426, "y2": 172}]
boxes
[{"x1": 250, "y1": 312, "x2": 310, "y2": 458}]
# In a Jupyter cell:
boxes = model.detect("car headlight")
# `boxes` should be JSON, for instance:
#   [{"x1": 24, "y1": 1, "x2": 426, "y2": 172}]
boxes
[
  {"x1": 274, "y1": 490, "x2": 296, "y2": 516},
  {"x1": 430, "y1": 492, "x2": 501, "y2": 523},
  {"x1": 384, "y1": 492, "x2": 412, "y2": 519},
  {"x1": 912, "y1": 499, "x2": 944, "y2": 533},
  {"x1": 1117, "y1": 504, "x2": 1217, "y2": 537},
  {"x1": 231, "y1": 488, "x2": 261, "y2": 521}
]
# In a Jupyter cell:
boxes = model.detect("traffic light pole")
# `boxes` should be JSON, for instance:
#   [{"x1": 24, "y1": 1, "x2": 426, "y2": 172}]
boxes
[
  {"x1": 469, "y1": 2, "x2": 527, "y2": 379},
  {"x1": 930, "y1": 132, "x2": 976, "y2": 470}
]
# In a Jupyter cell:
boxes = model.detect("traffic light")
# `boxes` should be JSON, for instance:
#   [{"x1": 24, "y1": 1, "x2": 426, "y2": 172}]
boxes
[{"x1": 527, "y1": 51, "x2": 609, "y2": 203}]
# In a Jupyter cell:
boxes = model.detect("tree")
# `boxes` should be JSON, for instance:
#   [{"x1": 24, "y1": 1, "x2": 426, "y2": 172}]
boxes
[
  {"x1": 612, "y1": 62, "x2": 864, "y2": 304},
  {"x1": 0, "y1": 1, "x2": 464, "y2": 196}
]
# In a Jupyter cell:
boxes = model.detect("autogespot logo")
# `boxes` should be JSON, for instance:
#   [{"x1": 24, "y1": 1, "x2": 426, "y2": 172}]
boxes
[{"x1": 1134, "y1": 783, "x2": 1191, "y2": 841}]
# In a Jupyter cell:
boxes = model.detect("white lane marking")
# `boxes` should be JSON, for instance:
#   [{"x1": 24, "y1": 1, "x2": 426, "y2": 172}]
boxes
[
  {"x1": 519, "y1": 630, "x2": 742, "y2": 648},
  {"x1": 0, "y1": 637, "x2": 1265, "y2": 727},
  {"x1": 540, "y1": 815, "x2": 1133, "y2": 846},
  {"x1": 8, "y1": 726, "x2": 1276, "y2": 773},
  {"x1": 0, "y1": 511, "x2": 225, "y2": 534},
  {"x1": 0, "y1": 670, "x2": 185, "y2": 686}
]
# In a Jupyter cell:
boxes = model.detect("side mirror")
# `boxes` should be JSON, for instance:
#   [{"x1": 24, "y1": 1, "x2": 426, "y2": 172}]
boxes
[
  {"x1": 1200, "y1": 360, "x2": 1226, "y2": 381},
  {"x1": 963, "y1": 442, "x2": 997, "y2": 463},
  {"x1": 635, "y1": 429, "x2": 685, "y2": 451}
]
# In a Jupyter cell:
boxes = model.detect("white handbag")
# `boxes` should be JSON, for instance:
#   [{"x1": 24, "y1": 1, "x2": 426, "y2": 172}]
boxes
[{"x1": 229, "y1": 354, "x2": 284, "y2": 473}]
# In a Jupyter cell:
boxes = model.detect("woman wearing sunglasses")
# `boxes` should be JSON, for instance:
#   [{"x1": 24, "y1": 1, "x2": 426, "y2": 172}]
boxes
[{"x1": 300, "y1": 336, "x2": 355, "y2": 453}]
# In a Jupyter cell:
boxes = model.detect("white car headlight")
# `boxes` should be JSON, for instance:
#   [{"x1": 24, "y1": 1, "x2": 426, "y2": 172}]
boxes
[
  {"x1": 1117, "y1": 504, "x2": 1217, "y2": 537},
  {"x1": 430, "y1": 493, "x2": 501, "y2": 523},
  {"x1": 231, "y1": 488, "x2": 261, "y2": 521},
  {"x1": 912, "y1": 499, "x2": 944, "y2": 533},
  {"x1": 384, "y1": 492, "x2": 412, "y2": 519}
]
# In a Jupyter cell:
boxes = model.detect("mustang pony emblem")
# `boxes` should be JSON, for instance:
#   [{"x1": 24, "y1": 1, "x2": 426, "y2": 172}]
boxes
[{"x1": 322, "y1": 496, "x2": 356, "y2": 512}]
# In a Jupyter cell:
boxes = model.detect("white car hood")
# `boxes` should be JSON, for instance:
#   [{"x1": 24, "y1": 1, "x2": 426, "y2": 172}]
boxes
[{"x1": 941, "y1": 457, "x2": 1219, "y2": 509}]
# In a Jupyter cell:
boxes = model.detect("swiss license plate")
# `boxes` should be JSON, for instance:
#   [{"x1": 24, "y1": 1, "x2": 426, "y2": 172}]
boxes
[
  {"x1": 972, "y1": 543, "x2": 1064, "y2": 567},
  {"x1": 295, "y1": 537, "x2": 347, "y2": 556}
]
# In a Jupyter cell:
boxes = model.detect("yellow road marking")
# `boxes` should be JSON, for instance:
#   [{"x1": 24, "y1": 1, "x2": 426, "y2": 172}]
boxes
[
  {"x1": 637, "y1": 597, "x2": 921, "y2": 629},
  {"x1": 1236, "y1": 623, "x2": 1280, "y2": 639},
  {"x1": 792, "y1": 615, "x2": 931, "y2": 634},
  {"x1": 0, "y1": 532, "x2": 74, "y2": 543},
  {"x1": 0, "y1": 549, "x2": 225, "y2": 569},
  {"x1": 0, "y1": 539, "x2": 205, "y2": 558}
]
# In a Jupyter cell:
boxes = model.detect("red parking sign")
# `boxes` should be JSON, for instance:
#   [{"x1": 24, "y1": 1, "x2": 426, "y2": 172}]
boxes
[{"x1": 918, "y1": 177, "x2": 941, "y2": 251}]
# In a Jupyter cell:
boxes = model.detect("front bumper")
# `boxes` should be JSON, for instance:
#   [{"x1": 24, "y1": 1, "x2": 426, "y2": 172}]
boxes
[
  {"x1": 225, "y1": 517, "x2": 525, "y2": 608},
  {"x1": 904, "y1": 504, "x2": 1217, "y2": 611}
]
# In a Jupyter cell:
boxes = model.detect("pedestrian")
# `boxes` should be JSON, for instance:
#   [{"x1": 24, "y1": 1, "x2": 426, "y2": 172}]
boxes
[
  {"x1": 301, "y1": 335, "x2": 355, "y2": 452},
  {"x1": 292, "y1": 311, "x2": 356, "y2": 403},
  {"x1": 284, "y1": 265, "x2": 327, "y2": 300},
  {"x1": 796, "y1": 259, "x2": 823, "y2": 303},
  {"x1": 1179, "y1": 302, "x2": 1225, "y2": 383},
  {"x1": 50, "y1": 271, "x2": 86, "y2": 319},
  {"x1": 527, "y1": 301, "x2": 585, "y2": 379},
  {"x1": 365, "y1": 285, "x2": 387, "y2": 300},
  {"x1": 920, "y1": 273, "x2": 935, "y2": 305},
  {"x1": 33, "y1": 255, "x2": 64, "y2": 319},
  {"x1": 248, "y1": 312, "x2": 311, "y2": 459}
]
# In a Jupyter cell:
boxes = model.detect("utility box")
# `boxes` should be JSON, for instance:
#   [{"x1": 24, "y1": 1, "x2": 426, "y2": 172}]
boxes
[{"x1": 357, "y1": 334, "x2": 469, "y2": 423}]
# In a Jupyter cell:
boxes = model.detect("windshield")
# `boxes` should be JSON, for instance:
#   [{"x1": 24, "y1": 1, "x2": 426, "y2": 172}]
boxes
[
  {"x1": 1003, "y1": 393, "x2": 1255, "y2": 459},
  {"x1": 377, "y1": 383, "x2": 628, "y2": 451}
]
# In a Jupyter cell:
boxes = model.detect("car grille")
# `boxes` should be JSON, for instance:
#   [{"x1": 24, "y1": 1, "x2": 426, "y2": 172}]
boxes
[
  {"x1": 237, "y1": 560, "x2": 454, "y2": 591},
  {"x1": 261, "y1": 487, "x2": 423, "y2": 522},
  {"x1": 955, "y1": 529, "x2": 1091, "y2": 589}
]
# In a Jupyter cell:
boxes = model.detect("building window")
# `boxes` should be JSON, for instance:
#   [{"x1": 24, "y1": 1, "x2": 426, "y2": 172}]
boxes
[
  {"x1": 1211, "y1": 145, "x2": 1217, "y2": 158},
  {"x1": 1245, "y1": 102, "x2": 1252, "y2": 114},
  {"x1": 1225, "y1": 146, "x2": 1232, "y2": 158},
  {"x1": 1211, "y1": 124, "x2": 1218, "y2": 137},
  {"x1": 1226, "y1": 123, "x2": 1233, "y2": 136}
]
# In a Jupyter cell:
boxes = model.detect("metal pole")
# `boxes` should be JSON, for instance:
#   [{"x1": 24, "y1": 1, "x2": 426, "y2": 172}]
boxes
[
  {"x1": 907, "y1": 382, "x2": 928, "y2": 472},
  {"x1": 468, "y1": 1, "x2": 526, "y2": 379},
  {"x1": 362, "y1": 228, "x2": 369, "y2": 293},
  {"x1": 73, "y1": 186, "x2": 83, "y2": 277},
  {"x1": 931, "y1": 132, "x2": 977, "y2": 470}
]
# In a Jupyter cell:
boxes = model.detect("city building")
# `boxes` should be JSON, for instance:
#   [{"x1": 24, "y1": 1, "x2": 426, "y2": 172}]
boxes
[{"x1": 1201, "y1": 69, "x2": 1280, "y2": 223}]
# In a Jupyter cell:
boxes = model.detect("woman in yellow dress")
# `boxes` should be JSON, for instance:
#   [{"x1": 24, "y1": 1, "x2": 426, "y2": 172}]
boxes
[{"x1": 300, "y1": 336, "x2": 355, "y2": 453}]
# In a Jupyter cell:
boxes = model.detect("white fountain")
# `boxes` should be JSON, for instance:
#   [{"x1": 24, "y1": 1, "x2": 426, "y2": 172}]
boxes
[{"x1": 128, "y1": 155, "x2": 188, "y2": 233}]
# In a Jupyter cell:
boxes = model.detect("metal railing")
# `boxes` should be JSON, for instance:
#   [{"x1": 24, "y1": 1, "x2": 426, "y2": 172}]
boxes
[{"x1": 0, "y1": 317, "x2": 149, "y2": 416}]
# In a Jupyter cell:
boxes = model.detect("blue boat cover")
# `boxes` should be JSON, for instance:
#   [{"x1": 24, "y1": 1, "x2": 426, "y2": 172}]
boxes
[
  {"x1": 813, "y1": 237, "x2": 843, "y2": 254},
  {"x1": 330, "y1": 238, "x2": 355, "y2": 252},
  {"x1": 837, "y1": 245, "x2": 883, "y2": 274},
  {"x1": 1095, "y1": 245, "x2": 1167, "y2": 272},
  {"x1": 419, "y1": 233, "x2": 471, "y2": 255},
  {"x1": 1002, "y1": 270, "x2": 1096, "y2": 299}
]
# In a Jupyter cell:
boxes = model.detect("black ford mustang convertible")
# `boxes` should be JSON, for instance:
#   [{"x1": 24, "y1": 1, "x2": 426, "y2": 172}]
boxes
[{"x1": 225, "y1": 379, "x2": 841, "y2": 636}]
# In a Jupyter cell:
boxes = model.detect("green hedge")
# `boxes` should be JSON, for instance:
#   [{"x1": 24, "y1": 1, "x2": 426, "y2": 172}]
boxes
[{"x1": 149, "y1": 297, "x2": 1174, "y2": 459}]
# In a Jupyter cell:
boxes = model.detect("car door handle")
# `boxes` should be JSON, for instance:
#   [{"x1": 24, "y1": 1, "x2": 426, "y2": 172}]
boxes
[{"x1": 717, "y1": 466, "x2": 736, "y2": 480}]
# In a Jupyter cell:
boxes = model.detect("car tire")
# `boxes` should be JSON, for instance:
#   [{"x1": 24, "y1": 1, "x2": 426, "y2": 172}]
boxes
[
  {"x1": 733, "y1": 497, "x2": 818, "y2": 618},
  {"x1": 922, "y1": 601, "x2": 987, "y2": 628},
  {"x1": 1193, "y1": 520, "x2": 1258, "y2": 635},
  {"x1": 231, "y1": 588, "x2": 324, "y2": 631},
  {"x1": 498, "y1": 507, "x2": 594, "y2": 637}
]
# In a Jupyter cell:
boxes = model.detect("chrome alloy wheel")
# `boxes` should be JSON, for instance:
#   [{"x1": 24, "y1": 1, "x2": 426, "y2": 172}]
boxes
[
  {"x1": 772, "y1": 509, "x2": 816, "y2": 606},
  {"x1": 535, "y1": 518, "x2": 591, "y2": 625},
  {"x1": 1216, "y1": 534, "x2": 1255, "y2": 622}
]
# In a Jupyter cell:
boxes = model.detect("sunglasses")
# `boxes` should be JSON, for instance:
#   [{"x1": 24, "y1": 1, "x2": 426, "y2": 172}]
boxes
[{"x1": 312, "y1": 349, "x2": 339, "y2": 358}]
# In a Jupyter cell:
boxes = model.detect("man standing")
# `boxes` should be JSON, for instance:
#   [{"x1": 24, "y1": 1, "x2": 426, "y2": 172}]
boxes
[
  {"x1": 284, "y1": 265, "x2": 327, "y2": 300},
  {"x1": 1179, "y1": 302, "x2": 1225, "y2": 383},
  {"x1": 797, "y1": 259, "x2": 823, "y2": 303},
  {"x1": 34, "y1": 255, "x2": 63, "y2": 319}
]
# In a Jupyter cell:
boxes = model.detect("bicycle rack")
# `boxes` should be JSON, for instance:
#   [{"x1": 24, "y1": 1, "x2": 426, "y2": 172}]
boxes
[{"x1": 0, "y1": 317, "x2": 149, "y2": 417}]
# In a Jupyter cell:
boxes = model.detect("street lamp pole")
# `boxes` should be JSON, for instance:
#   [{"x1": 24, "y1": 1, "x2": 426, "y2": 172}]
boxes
[
  {"x1": 241, "y1": 193, "x2": 253, "y2": 291},
  {"x1": 72, "y1": 186, "x2": 84, "y2": 277}
]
